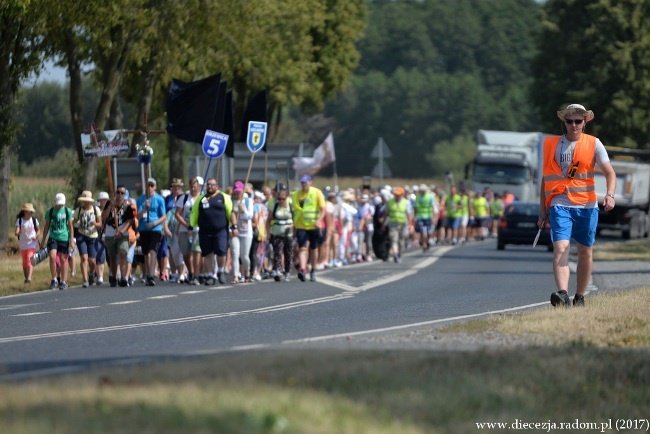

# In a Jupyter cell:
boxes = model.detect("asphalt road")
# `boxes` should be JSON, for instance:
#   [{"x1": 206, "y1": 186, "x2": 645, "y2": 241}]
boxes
[{"x1": 0, "y1": 237, "x2": 644, "y2": 380}]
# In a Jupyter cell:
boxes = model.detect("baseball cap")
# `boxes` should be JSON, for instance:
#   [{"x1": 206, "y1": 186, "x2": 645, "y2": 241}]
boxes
[
  {"x1": 233, "y1": 180, "x2": 245, "y2": 193},
  {"x1": 300, "y1": 174, "x2": 312, "y2": 183},
  {"x1": 195, "y1": 176, "x2": 204, "y2": 186},
  {"x1": 147, "y1": 177, "x2": 157, "y2": 186},
  {"x1": 98, "y1": 192, "x2": 109, "y2": 201},
  {"x1": 55, "y1": 193, "x2": 66, "y2": 205}
]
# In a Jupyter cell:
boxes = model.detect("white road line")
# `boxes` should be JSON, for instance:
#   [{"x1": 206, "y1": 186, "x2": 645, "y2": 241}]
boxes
[
  {"x1": 147, "y1": 295, "x2": 178, "y2": 300},
  {"x1": 312, "y1": 277, "x2": 356, "y2": 292},
  {"x1": 317, "y1": 246, "x2": 453, "y2": 294},
  {"x1": 0, "y1": 295, "x2": 350, "y2": 344},
  {"x1": 10, "y1": 312, "x2": 51, "y2": 317},
  {"x1": 63, "y1": 306, "x2": 100, "y2": 311},
  {"x1": 0, "y1": 304, "x2": 40, "y2": 311},
  {"x1": 108, "y1": 300, "x2": 142, "y2": 305},
  {"x1": 180, "y1": 290, "x2": 207, "y2": 295},
  {"x1": 282, "y1": 301, "x2": 551, "y2": 344}
]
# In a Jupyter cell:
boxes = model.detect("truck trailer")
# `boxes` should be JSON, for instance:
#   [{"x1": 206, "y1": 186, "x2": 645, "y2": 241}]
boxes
[{"x1": 595, "y1": 148, "x2": 650, "y2": 239}]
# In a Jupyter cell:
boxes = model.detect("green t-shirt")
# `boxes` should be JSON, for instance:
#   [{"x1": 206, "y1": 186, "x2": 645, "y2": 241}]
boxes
[{"x1": 46, "y1": 206, "x2": 73, "y2": 242}]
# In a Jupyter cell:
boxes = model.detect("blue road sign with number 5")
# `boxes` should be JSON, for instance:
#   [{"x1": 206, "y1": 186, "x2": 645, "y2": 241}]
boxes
[
  {"x1": 202, "y1": 130, "x2": 228, "y2": 159},
  {"x1": 246, "y1": 121, "x2": 267, "y2": 153}
]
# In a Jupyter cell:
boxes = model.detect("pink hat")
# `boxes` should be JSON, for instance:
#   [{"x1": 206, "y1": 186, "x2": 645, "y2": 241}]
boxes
[{"x1": 233, "y1": 180, "x2": 244, "y2": 193}]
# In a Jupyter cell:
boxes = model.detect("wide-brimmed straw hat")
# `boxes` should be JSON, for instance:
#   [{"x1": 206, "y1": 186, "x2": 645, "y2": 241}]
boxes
[
  {"x1": 77, "y1": 190, "x2": 95, "y2": 202},
  {"x1": 557, "y1": 104, "x2": 594, "y2": 122},
  {"x1": 21, "y1": 203, "x2": 35, "y2": 212}
]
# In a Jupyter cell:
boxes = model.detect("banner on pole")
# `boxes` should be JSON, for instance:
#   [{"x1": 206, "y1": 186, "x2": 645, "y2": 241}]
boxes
[
  {"x1": 246, "y1": 121, "x2": 267, "y2": 153},
  {"x1": 201, "y1": 129, "x2": 229, "y2": 159},
  {"x1": 81, "y1": 129, "x2": 130, "y2": 158}
]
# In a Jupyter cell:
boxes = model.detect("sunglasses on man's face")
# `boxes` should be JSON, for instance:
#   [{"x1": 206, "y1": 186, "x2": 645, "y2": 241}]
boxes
[
  {"x1": 148, "y1": 183, "x2": 156, "y2": 187},
  {"x1": 565, "y1": 118, "x2": 584, "y2": 125},
  {"x1": 116, "y1": 191, "x2": 126, "y2": 195}
]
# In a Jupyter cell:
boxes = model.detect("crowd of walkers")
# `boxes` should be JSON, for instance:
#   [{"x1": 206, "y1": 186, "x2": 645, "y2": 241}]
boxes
[{"x1": 16, "y1": 176, "x2": 512, "y2": 289}]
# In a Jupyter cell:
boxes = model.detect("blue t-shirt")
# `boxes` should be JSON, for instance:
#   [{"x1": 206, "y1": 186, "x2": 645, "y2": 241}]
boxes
[{"x1": 137, "y1": 193, "x2": 166, "y2": 232}]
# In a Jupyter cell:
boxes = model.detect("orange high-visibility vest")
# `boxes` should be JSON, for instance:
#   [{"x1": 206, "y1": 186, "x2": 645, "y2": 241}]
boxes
[{"x1": 542, "y1": 134, "x2": 597, "y2": 208}]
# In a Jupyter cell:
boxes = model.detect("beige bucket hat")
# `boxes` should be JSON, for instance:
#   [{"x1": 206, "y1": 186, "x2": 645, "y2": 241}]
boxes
[
  {"x1": 77, "y1": 190, "x2": 95, "y2": 202},
  {"x1": 557, "y1": 103, "x2": 594, "y2": 122}
]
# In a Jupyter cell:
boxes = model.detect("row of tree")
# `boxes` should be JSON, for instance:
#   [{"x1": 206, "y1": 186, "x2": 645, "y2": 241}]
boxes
[
  {"x1": 1, "y1": 0, "x2": 367, "y2": 248},
  {"x1": 324, "y1": 0, "x2": 650, "y2": 177},
  {"x1": 5, "y1": 0, "x2": 650, "y2": 248}
]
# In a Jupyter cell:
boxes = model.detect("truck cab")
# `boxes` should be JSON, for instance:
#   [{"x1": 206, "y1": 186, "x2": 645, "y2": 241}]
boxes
[{"x1": 467, "y1": 130, "x2": 543, "y2": 202}]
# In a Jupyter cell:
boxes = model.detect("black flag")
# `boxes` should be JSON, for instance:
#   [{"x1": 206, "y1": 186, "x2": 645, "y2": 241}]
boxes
[
  {"x1": 224, "y1": 90, "x2": 235, "y2": 158},
  {"x1": 165, "y1": 73, "x2": 222, "y2": 144},
  {"x1": 240, "y1": 89, "x2": 268, "y2": 152}
]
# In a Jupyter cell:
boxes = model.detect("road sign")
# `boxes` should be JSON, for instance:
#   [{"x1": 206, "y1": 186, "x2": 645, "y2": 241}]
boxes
[
  {"x1": 201, "y1": 130, "x2": 229, "y2": 159},
  {"x1": 372, "y1": 161, "x2": 392, "y2": 178},
  {"x1": 246, "y1": 121, "x2": 267, "y2": 153},
  {"x1": 371, "y1": 137, "x2": 392, "y2": 158}
]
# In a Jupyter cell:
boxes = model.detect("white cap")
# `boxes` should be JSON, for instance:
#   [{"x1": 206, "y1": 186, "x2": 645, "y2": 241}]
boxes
[
  {"x1": 98, "y1": 192, "x2": 109, "y2": 200},
  {"x1": 195, "y1": 176, "x2": 204, "y2": 185},
  {"x1": 55, "y1": 193, "x2": 66, "y2": 205}
]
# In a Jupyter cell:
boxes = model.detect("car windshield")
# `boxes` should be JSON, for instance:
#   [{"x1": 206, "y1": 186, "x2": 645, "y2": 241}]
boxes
[{"x1": 505, "y1": 203, "x2": 539, "y2": 216}]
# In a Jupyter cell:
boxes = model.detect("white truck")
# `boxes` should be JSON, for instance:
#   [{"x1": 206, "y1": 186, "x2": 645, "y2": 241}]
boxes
[
  {"x1": 595, "y1": 148, "x2": 650, "y2": 239},
  {"x1": 466, "y1": 130, "x2": 544, "y2": 202}
]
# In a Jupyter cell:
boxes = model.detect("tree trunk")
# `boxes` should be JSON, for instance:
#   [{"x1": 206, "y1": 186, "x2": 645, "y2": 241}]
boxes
[
  {"x1": 168, "y1": 134, "x2": 183, "y2": 183},
  {"x1": 132, "y1": 48, "x2": 158, "y2": 154},
  {"x1": 65, "y1": 28, "x2": 86, "y2": 196},
  {"x1": 83, "y1": 27, "x2": 138, "y2": 193},
  {"x1": 0, "y1": 150, "x2": 9, "y2": 251}
]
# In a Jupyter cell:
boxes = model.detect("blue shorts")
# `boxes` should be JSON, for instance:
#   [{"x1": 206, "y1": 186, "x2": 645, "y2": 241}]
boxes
[
  {"x1": 415, "y1": 218, "x2": 432, "y2": 234},
  {"x1": 199, "y1": 228, "x2": 229, "y2": 257},
  {"x1": 75, "y1": 234, "x2": 98, "y2": 258},
  {"x1": 549, "y1": 206, "x2": 598, "y2": 247},
  {"x1": 96, "y1": 240, "x2": 106, "y2": 265},
  {"x1": 445, "y1": 217, "x2": 461, "y2": 230},
  {"x1": 127, "y1": 244, "x2": 135, "y2": 264},
  {"x1": 157, "y1": 236, "x2": 168, "y2": 259},
  {"x1": 296, "y1": 229, "x2": 320, "y2": 250}
]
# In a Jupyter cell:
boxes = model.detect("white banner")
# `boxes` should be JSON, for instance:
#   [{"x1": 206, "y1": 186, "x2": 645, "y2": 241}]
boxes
[
  {"x1": 292, "y1": 132, "x2": 335, "y2": 175},
  {"x1": 81, "y1": 128, "x2": 130, "y2": 158}
]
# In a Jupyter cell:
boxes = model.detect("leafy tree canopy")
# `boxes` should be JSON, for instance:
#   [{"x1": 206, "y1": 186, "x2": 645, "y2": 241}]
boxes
[
  {"x1": 531, "y1": 0, "x2": 650, "y2": 149},
  {"x1": 326, "y1": 0, "x2": 542, "y2": 178}
]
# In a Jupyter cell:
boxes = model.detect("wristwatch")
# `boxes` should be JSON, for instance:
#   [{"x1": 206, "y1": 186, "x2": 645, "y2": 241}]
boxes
[{"x1": 606, "y1": 193, "x2": 615, "y2": 199}]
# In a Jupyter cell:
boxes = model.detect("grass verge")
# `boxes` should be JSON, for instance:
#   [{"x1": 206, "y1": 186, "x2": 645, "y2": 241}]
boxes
[
  {"x1": 1, "y1": 347, "x2": 649, "y2": 434},
  {"x1": 592, "y1": 238, "x2": 650, "y2": 261},
  {"x1": 442, "y1": 286, "x2": 650, "y2": 348}
]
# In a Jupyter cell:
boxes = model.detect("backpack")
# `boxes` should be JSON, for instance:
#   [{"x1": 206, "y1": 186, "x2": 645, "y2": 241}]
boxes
[
  {"x1": 73, "y1": 205, "x2": 101, "y2": 236},
  {"x1": 19, "y1": 216, "x2": 38, "y2": 231},
  {"x1": 272, "y1": 201, "x2": 294, "y2": 221}
]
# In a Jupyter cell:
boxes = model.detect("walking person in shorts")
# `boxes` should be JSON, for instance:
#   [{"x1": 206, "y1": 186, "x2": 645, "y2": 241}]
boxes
[{"x1": 539, "y1": 104, "x2": 616, "y2": 307}]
